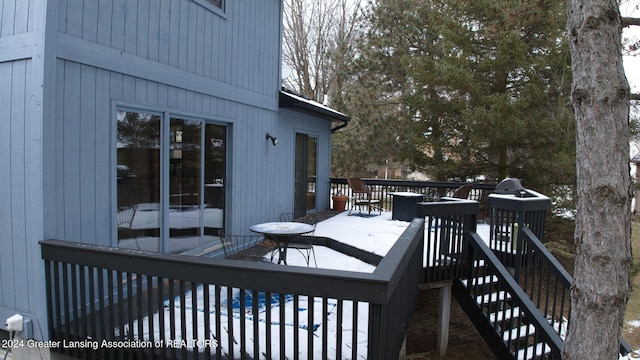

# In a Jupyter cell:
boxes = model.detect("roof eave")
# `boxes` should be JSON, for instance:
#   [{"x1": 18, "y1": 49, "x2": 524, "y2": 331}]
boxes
[{"x1": 279, "y1": 90, "x2": 350, "y2": 132}]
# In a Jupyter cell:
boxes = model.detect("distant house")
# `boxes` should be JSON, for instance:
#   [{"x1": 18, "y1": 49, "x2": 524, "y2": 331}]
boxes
[{"x1": 0, "y1": 0, "x2": 348, "y2": 343}]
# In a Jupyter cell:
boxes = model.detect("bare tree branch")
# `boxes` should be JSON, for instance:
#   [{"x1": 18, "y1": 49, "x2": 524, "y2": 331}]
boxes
[
  {"x1": 282, "y1": 0, "x2": 362, "y2": 103},
  {"x1": 622, "y1": 16, "x2": 640, "y2": 27},
  {"x1": 632, "y1": 93, "x2": 640, "y2": 101}
]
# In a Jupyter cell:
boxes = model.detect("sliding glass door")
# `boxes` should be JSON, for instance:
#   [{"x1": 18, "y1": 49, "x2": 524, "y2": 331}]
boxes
[
  {"x1": 117, "y1": 109, "x2": 226, "y2": 254},
  {"x1": 294, "y1": 133, "x2": 318, "y2": 218},
  {"x1": 116, "y1": 110, "x2": 162, "y2": 251}
]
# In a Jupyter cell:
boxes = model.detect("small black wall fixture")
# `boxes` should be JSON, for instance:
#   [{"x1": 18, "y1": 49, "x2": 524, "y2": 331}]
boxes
[{"x1": 266, "y1": 133, "x2": 279, "y2": 146}]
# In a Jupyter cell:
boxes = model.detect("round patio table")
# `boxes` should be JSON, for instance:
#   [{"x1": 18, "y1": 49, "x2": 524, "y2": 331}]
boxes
[{"x1": 250, "y1": 222, "x2": 314, "y2": 265}]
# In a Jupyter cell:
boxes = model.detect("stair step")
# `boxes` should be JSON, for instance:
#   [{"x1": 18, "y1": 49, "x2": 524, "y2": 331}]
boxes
[
  {"x1": 516, "y1": 343, "x2": 552, "y2": 360},
  {"x1": 489, "y1": 306, "x2": 521, "y2": 323},
  {"x1": 474, "y1": 259, "x2": 486, "y2": 268},
  {"x1": 462, "y1": 275, "x2": 498, "y2": 287},
  {"x1": 476, "y1": 290, "x2": 511, "y2": 305},
  {"x1": 503, "y1": 324, "x2": 536, "y2": 342}
]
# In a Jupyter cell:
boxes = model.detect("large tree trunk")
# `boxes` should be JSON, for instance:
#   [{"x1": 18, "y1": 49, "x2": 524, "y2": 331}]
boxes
[{"x1": 564, "y1": 0, "x2": 632, "y2": 359}]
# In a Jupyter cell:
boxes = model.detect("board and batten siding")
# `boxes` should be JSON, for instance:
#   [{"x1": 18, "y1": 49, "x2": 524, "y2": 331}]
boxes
[
  {"x1": 280, "y1": 108, "x2": 334, "y2": 211},
  {"x1": 0, "y1": 0, "x2": 337, "y2": 341},
  {"x1": 47, "y1": 59, "x2": 302, "y2": 244},
  {"x1": 42, "y1": 0, "x2": 290, "y2": 241},
  {"x1": 0, "y1": 0, "x2": 38, "y2": 37},
  {"x1": 56, "y1": 0, "x2": 281, "y2": 103},
  {"x1": 0, "y1": 58, "x2": 49, "y2": 337},
  {"x1": 0, "y1": 0, "x2": 42, "y2": 66},
  {"x1": 0, "y1": 0, "x2": 48, "y2": 337}
]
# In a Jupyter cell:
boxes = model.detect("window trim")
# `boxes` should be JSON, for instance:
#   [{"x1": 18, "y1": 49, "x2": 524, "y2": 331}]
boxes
[{"x1": 192, "y1": 0, "x2": 226, "y2": 18}]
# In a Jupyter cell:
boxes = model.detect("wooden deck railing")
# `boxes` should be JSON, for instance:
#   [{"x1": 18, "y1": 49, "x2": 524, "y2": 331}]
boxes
[
  {"x1": 330, "y1": 178, "x2": 496, "y2": 211},
  {"x1": 457, "y1": 232, "x2": 565, "y2": 359},
  {"x1": 419, "y1": 193, "x2": 565, "y2": 359},
  {"x1": 419, "y1": 198, "x2": 480, "y2": 283},
  {"x1": 422, "y1": 189, "x2": 631, "y2": 359},
  {"x1": 40, "y1": 218, "x2": 424, "y2": 360},
  {"x1": 43, "y1": 184, "x2": 624, "y2": 360}
]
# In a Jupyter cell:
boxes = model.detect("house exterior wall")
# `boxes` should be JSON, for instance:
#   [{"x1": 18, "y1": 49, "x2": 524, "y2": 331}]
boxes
[
  {"x1": 46, "y1": 60, "x2": 294, "y2": 244},
  {"x1": 0, "y1": 57, "x2": 49, "y2": 343},
  {"x1": 0, "y1": 0, "x2": 49, "y2": 340},
  {"x1": 279, "y1": 108, "x2": 333, "y2": 211},
  {"x1": 44, "y1": 0, "x2": 289, "y2": 246},
  {"x1": 55, "y1": 0, "x2": 281, "y2": 100},
  {"x1": 0, "y1": 0, "x2": 336, "y2": 341}
]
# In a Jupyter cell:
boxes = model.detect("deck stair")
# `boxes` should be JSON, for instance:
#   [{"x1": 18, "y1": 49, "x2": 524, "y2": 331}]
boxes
[
  {"x1": 454, "y1": 258, "x2": 557, "y2": 360},
  {"x1": 452, "y1": 229, "x2": 631, "y2": 360},
  {"x1": 421, "y1": 195, "x2": 631, "y2": 360}
]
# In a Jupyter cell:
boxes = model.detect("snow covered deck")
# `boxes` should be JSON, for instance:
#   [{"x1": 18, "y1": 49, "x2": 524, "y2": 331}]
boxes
[
  {"x1": 40, "y1": 212, "x2": 425, "y2": 360},
  {"x1": 278, "y1": 210, "x2": 492, "y2": 271}
]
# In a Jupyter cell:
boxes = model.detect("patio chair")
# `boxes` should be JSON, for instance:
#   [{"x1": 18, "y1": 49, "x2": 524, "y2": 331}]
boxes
[
  {"x1": 117, "y1": 204, "x2": 140, "y2": 249},
  {"x1": 218, "y1": 231, "x2": 266, "y2": 260},
  {"x1": 118, "y1": 204, "x2": 138, "y2": 227},
  {"x1": 278, "y1": 213, "x2": 318, "y2": 267},
  {"x1": 451, "y1": 184, "x2": 487, "y2": 222},
  {"x1": 347, "y1": 177, "x2": 383, "y2": 216},
  {"x1": 452, "y1": 184, "x2": 473, "y2": 199}
]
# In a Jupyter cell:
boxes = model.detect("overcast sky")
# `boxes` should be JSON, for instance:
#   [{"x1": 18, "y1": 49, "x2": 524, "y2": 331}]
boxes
[{"x1": 622, "y1": 1, "x2": 640, "y2": 95}]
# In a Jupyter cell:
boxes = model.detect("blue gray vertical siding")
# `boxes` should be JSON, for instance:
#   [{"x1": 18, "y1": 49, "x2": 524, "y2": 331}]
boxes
[
  {"x1": 1, "y1": 0, "x2": 51, "y2": 328},
  {"x1": 0, "y1": 0, "x2": 37, "y2": 36},
  {"x1": 45, "y1": 0, "x2": 287, "y2": 240},
  {"x1": 48, "y1": 60, "x2": 292, "y2": 243},
  {"x1": 0, "y1": 0, "x2": 339, "y2": 340},
  {"x1": 0, "y1": 60, "x2": 30, "y2": 326},
  {"x1": 55, "y1": 0, "x2": 280, "y2": 97},
  {"x1": 280, "y1": 108, "x2": 334, "y2": 211},
  {"x1": 0, "y1": 56, "x2": 48, "y2": 335}
]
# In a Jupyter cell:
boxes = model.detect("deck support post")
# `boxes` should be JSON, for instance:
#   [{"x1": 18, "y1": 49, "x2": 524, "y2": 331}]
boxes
[
  {"x1": 398, "y1": 336, "x2": 407, "y2": 360},
  {"x1": 421, "y1": 281, "x2": 452, "y2": 356},
  {"x1": 437, "y1": 284, "x2": 451, "y2": 355}
]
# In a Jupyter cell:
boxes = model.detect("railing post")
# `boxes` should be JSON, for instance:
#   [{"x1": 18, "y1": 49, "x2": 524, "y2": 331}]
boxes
[
  {"x1": 419, "y1": 199, "x2": 480, "y2": 283},
  {"x1": 488, "y1": 188, "x2": 550, "y2": 279},
  {"x1": 367, "y1": 303, "x2": 385, "y2": 360},
  {"x1": 437, "y1": 284, "x2": 451, "y2": 356}
]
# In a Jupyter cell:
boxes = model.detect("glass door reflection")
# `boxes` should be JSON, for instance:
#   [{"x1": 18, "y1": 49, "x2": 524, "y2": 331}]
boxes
[
  {"x1": 169, "y1": 118, "x2": 202, "y2": 253},
  {"x1": 203, "y1": 124, "x2": 226, "y2": 246},
  {"x1": 116, "y1": 110, "x2": 161, "y2": 251},
  {"x1": 116, "y1": 111, "x2": 227, "y2": 254}
]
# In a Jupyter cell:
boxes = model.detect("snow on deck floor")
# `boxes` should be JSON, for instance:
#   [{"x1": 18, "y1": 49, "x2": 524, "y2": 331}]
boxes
[
  {"x1": 133, "y1": 212, "x2": 410, "y2": 359},
  {"x1": 134, "y1": 286, "x2": 369, "y2": 359},
  {"x1": 314, "y1": 211, "x2": 491, "y2": 257},
  {"x1": 135, "y1": 212, "x2": 485, "y2": 355},
  {"x1": 313, "y1": 211, "x2": 411, "y2": 257}
]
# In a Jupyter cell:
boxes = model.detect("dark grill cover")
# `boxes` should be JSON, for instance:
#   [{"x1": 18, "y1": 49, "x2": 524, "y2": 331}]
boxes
[{"x1": 495, "y1": 178, "x2": 524, "y2": 195}]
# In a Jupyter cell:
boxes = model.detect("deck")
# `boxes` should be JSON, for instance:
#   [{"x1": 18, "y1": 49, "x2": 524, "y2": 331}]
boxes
[{"x1": 38, "y1": 183, "x2": 631, "y2": 360}]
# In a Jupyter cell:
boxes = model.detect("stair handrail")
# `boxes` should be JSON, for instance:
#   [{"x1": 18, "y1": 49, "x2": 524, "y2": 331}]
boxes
[
  {"x1": 518, "y1": 226, "x2": 632, "y2": 356},
  {"x1": 518, "y1": 225, "x2": 572, "y2": 336},
  {"x1": 520, "y1": 226, "x2": 572, "y2": 286},
  {"x1": 466, "y1": 231, "x2": 565, "y2": 356}
]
